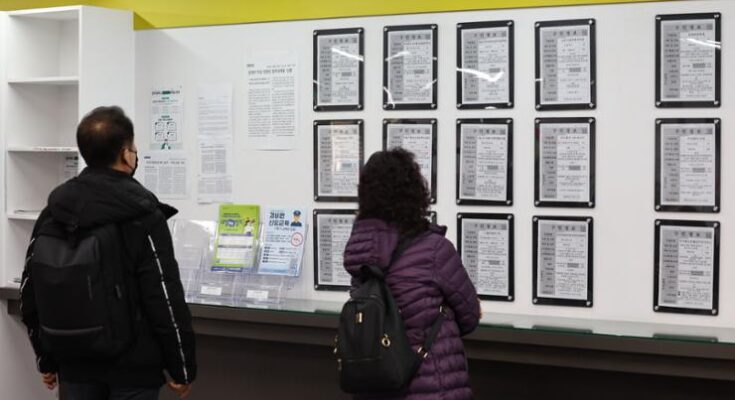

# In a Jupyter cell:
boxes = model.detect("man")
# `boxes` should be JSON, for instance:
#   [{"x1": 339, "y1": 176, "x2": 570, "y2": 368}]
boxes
[
  {"x1": 290, "y1": 210, "x2": 302, "y2": 227},
  {"x1": 20, "y1": 106, "x2": 196, "y2": 400}
]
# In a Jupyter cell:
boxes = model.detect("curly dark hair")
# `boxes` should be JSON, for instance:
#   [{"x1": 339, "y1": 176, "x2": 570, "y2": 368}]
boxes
[{"x1": 357, "y1": 148, "x2": 430, "y2": 235}]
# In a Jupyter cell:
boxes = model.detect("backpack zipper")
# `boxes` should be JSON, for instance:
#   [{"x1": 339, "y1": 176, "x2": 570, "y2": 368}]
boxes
[{"x1": 87, "y1": 276, "x2": 93, "y2": 300}]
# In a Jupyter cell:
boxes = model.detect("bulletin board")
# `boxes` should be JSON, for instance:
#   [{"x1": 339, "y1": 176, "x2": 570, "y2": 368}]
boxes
[{"x1": 133, "y1": 0, "x2": 733, "y2": 329}]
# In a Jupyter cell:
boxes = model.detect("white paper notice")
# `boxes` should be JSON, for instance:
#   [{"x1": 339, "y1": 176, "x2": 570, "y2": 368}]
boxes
[
  {"x1": 460, "y1": 27, "x2": 511, "y2": 105},
  {"x1": 197, "y1": 83, "x2": 234, "y2": 203},
  {"x1": 197, "y1": 142, "x2": 233, "y2": 204},
  {"x1": 60, "y1": 154, "x2": 79, "y2": 182},
  {"x1": 539, "y1": 123, "x2": 591, "y2": 203},
  {"x1": 658, "y1": 225, "x2": 716, "y2": 310},
  {"x1": 316, "y1": 213, "x2": 355, "y2": 287},
  {"x1": 151, "y1": 86, "x2": 184, "y2": 150},
  {"x1": 386, "y1": 29, "x2": 435, "y2": 105},
  {"x1": 316, "y1": 33, "x2": 362, "y2": 107},
  {"x1": 317, "y1": 124, "x2": 361, "y2": 198},
  {"x1": 386, "y1": 123, "x2": 435, "y2": 194},
  {"x1": 661, "y1": 19, "x2": 717, "y2": 102},
  {"x1": 540, "y1": 25, "x2": 592, "y2": 105},
  {"x1": 198, "y1": 83, "x2": 233, "y2": 140},
  {"x1": 140, "y1": 151, "x2": 188, "y2": 199},
  {"x1": 537, "y1": 219, "x2": 590, "y2": 301},
  {"x1": 246, "y1": 51, "x2": 298, "y2": 150},
  {"x1": 459, "y1": 124, "x2": 509, "y2": 202},
  {"x1": 660, "y1": 123, "x2": 716, "y2": 207},
  {"x1": 462, "y1": 218, "x2": 511, "y2": 297}
]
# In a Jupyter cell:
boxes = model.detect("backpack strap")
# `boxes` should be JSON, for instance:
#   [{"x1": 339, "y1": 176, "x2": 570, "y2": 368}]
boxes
[
  {"x1": 359, "y1": 235, "x2": 417, "y2": 281},
  {"x1": 417, "y1": 305, "x2": 447, "y2": 359}
]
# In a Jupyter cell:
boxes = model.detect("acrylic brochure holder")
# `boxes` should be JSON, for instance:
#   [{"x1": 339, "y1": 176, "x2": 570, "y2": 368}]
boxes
[{"x1": 169, "y1": 219, "x2": 307, "y2": 306}]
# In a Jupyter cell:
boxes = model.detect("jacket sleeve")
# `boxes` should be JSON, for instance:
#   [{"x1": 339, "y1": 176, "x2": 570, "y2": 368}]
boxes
[
  {"x1": 20, "y1": 209, "x2": 58, "y2": 373},
  {"x1": 135, "y1": 212, "x2": 197, "y2": 384},
  {"x1": 433, "y1": 239, "x2": 481, "y2": 336}
]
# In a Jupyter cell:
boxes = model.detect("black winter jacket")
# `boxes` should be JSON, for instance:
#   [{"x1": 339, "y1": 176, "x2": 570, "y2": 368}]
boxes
[{"x1": 20, "y1": 167, "x2": 197, "y2": 387}]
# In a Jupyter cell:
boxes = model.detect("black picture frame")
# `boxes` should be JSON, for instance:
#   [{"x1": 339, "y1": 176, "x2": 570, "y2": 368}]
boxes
[
  {"x1": 457, "y1": 213, "x2": 515, "y2": 301},
  {"x1": 313, "y1": 209, "x2": 357, "y2": 292},
  {"x1": 383, "y1": 24, "x2": 438, "y2": 110},
  {"x1": 534, "y1": 18, "x2": 597, "y2": 111},
  {"x1": 653, "y1": 219, "x2": 720, "y2": 316},
  {"x1": 382, "y1": 119, "x2": 438, "y2": 204},
  {"x1": 655, "y1": 13, "x2": 721, "y2": 108},
  {"x1": 456, "y1": 20, "x2": 514, "y2": 109},
  {"x1": 655, "y1": 118, "x2": 721, "y2": 213},
  {"x1": 313, "y1": 28, "x2": 364, "y2": 112},
  {"x1": 532, "y1": 216, "x2": 594, "y2": 308},
  {"x1": 456, "y1": 118, "x2": 513, "y2": 206},
  {"x1": 534, "y1": 118, "x2": 596, "y2": 208},
  {"x1": 313, "y1": 119, "x2": 364, "y2": 202}
]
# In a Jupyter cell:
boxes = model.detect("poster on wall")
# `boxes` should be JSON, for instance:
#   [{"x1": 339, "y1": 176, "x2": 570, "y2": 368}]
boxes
[
  {"x1": 654, "y1": 220, "x2": 719, "y2": 316},
  {"x1": 457, "y1": 213, "x2": 514, "y2": 301},
  {"x1": 313, "y1": 209, "x2": 357, "y2": 291},
  {"x1": 456, "y1": 119, "x2": 513, "y2": 206},
  {"x1": 656, "y1": 13, "x2": 721, "y2": 108},
  {"x1": 655, "y1": 119, "x2": 720, "y2": 213},
  {"x1": 383, "y1": 24, "x2": 438, "y2": 110},
  {"x1": 535, "y1": 19, "x2": 596, "y2": 111},
  {"x1": 456, "y1": 20, "x2": 514, "y2": 109},
  {"x1": 245, "y1": 51, "x2": 299, "y2": 150},
  {"x1": 212, "y1": 204, "x2": 260, "y2": 272},
  {"x1": 257, "y1": 207, "x2": 308, "y2": 277},
  {"x1": 534, "y1": 118, "x2": 595, "y2": 208},
  {"x1": 533, "y1": 216, "x2": 593, "y2": 307},
  {"x1": 313, "y1": 120, "x2": 364, "y2": 202},
  {"x1": 383, "y1": 119, "x2": 438, "y2": 203},
  {"x1": 150, "y1": 86, "x2": 184, "y2": 150},
  {"x1": 313, "y1": 28, "x2": 364, "y2": 111}
]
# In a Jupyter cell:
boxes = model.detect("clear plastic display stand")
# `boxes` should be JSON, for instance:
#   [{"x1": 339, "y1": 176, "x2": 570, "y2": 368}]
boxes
[
  {"x1": 170, "y1": 219, "x2": 237, "y2": 306},
  {"x1": 169, "y1": 218, "x2": 307, "y2": 307},
  {"x1": 233, "y1": 223, "x2": 308, "y2": 306},
  {"x1": 170, "y1": 219, "x2": 216, "y2": 302}
]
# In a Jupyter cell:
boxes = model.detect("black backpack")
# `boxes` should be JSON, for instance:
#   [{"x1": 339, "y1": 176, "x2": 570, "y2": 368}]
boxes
[
  {"x1": 25, "y1": 219, "x2": 135, "y2": 360},
  {"x1": 335, "y1": 237, "x2": 445, "y2": 394}
]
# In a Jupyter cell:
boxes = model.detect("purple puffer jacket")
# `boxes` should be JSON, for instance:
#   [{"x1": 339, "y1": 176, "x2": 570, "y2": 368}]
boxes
[{"x1": 343, "y1": 219, "x2": 481, "y2": 400}]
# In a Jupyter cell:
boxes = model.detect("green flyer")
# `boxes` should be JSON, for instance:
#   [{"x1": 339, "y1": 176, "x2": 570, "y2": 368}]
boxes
[{"x1": 212, "y1": 204, "x2": 260, "y2": 272}]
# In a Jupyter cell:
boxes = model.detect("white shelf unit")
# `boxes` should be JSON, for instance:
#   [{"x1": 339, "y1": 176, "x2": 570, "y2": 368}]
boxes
[
  {"x1": 6, "y1": 145, "x2": 78, "y2": 153},
  {"x1": 8, "y1": 77, "x2": 79, "y2": 85},
  {"x1": 1, "y1": 6, "x2": 134, "y2": 286}
]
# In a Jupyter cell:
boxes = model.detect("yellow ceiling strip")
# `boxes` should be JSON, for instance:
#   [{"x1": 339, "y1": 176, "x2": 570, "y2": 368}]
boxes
[{"x1": 0, "y1": 0, "x2": 674, "y2": 29}]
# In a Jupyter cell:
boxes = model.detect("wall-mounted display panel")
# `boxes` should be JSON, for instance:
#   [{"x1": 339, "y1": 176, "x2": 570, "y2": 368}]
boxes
[
  {"x1": 313, "y1": 120, "x2": 364, "y2": 202},
  {"x1": 458, "y1": 213, "x2": 514, "y2": 301},
  {"x1": 313, "y1": 28, "x2": 364, "y2": 111}
]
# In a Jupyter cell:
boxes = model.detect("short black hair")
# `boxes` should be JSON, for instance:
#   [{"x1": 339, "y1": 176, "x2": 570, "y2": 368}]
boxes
[
  {"x1": 357, "y1": 148, "x2": 430, "y2": 235},
  {"x1": 76, "y1": 106, "x2": 134, "y2": 168}
]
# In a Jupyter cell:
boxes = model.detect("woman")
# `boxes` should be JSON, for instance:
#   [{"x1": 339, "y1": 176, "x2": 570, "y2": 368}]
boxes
[{"x1": 343, "y1": 149, "x2": 481, "y2": 400}]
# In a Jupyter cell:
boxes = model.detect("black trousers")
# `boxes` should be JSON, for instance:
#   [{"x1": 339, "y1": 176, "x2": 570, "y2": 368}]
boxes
[{"x1": 63, "y1": 382, "x2": 160, "y2": 400}]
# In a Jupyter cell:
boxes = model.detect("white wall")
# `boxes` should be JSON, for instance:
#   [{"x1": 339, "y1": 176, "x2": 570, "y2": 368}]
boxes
[
  {"x1": 135, "y1": 0, "x2": 733, "y2": 329},
  {"x1": 0, "y1": 311, "x2": 56, "y2": 400}
]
